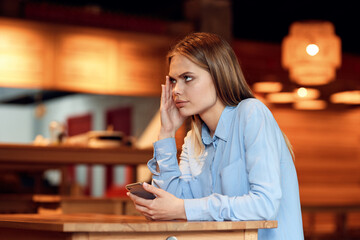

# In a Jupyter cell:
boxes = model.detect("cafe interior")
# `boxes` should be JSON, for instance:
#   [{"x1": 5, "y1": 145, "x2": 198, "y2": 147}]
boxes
[{"x1": 0, "y1": 0, "x2": 359, "y2": 239}]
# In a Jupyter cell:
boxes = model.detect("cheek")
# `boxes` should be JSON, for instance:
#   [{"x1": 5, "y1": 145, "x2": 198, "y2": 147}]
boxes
[
  {"x1": 201, "y1": 83, "x2": 217, "y2": 101},
  {"x1": 191, "y1": 85, "x2": 217, "y2": 106}
]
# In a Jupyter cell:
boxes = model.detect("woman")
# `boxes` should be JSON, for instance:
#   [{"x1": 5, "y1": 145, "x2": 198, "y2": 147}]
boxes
[{"x1": 128, "y1": 32, "x2": 304, "y2": 239}]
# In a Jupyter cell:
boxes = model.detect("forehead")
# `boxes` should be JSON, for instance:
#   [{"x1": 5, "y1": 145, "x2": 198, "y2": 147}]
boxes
[{"x1": 169, "y1": 54, "x2": 200, "y2": 76}]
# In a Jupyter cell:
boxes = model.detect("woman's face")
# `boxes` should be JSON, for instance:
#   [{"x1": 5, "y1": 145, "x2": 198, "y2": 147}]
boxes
[{"x1": 168, "y1": 54, "x2": 219, "y2": 117}]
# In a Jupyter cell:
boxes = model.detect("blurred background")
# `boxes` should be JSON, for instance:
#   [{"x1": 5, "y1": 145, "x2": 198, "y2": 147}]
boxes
[{"x1": 0, "y1": 1, "x2": 359, "y2": 239}]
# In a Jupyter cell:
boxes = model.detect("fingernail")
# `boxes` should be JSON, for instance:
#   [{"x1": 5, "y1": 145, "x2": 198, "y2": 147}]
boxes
[{"x1": 143, "y1": 182, "x2": 148, "y2": 187}]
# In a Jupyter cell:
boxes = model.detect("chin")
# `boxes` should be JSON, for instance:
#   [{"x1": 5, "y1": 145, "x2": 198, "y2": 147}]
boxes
[{"x1": 178, "y1": 108, "x2": 195, "y2": 117}]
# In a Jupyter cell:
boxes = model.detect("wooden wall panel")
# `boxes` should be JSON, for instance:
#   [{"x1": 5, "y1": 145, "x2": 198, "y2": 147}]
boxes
[
  {"x1": 54, "y1": 28, "x2": 117, "y2": 94},
  {"x1": 271, "y1": 107, "x2": 360, "y2": 186},
  {"x1": 112, "y1": 33, "x2": 169, "y2": 96},
  {"x1": 0, "y1": 17, "x2": 170, "y2": 96},
  {"x1": 0, "y1": 18, "x2": 54, "y2": 89}
]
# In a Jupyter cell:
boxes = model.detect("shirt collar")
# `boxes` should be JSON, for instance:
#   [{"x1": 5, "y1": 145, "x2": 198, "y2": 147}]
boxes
[
  {"x1": 201, "y1": 124, "x2": 213, "y2": 145},
  {"x1": 201, "y1": 105, "x2": 235, "y2": 144}
]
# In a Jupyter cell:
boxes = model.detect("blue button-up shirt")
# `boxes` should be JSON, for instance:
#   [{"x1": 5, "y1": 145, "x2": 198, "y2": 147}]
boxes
[{"x1": 148, "y1": 98, "x2": 304, "y2": 240}]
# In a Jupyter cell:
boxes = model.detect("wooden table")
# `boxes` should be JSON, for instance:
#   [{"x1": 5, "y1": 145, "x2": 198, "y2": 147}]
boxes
[{"x1": 0, "y1": 214, "x2": 277, "y2": 240}]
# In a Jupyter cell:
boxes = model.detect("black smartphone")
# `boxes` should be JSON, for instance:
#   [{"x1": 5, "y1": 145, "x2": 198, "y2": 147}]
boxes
[{"x1": 125, "y1": 182, "x2": 156, "y2": 199}]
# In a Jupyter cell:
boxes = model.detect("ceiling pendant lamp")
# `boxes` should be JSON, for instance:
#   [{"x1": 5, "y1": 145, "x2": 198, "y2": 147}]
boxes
[{"x1": 282, "y1": 21, "x2": 341, "y2": 86}]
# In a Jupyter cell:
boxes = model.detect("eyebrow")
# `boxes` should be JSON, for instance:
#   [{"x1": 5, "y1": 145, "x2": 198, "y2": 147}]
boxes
[{"x1": 168, "y1": 71, "x2": 195, "y2": 79}]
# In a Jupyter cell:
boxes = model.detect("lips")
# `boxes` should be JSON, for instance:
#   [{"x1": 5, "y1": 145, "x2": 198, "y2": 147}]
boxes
[{"x1": 175, "y1": 100, "x2": 188, "y2": 108}]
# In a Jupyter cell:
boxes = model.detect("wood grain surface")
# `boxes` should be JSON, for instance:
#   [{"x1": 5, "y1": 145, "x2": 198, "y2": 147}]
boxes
[
  {"x1": 0, "y1": 213, "x2": 277, "y2": 232},
  {"x1": 0, "y1": 144, "x2": 152, "y2": 165}
]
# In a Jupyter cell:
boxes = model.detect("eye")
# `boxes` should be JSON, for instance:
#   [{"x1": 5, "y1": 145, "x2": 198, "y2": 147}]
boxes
[
  {"x1": 169, "y1": 77, "x2": 177, "y2": 84},
  {"x1": 184, "y1": 75, "x2": 193, "y2": 82}
]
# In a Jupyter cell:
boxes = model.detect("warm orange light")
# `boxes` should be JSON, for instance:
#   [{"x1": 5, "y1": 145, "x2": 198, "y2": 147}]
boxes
[
  {"x1": 330, "y1": 90, "x2": 360, "y2": 104},
  {"x1": 297, "y1": 87, "x2": 308, "y2": 97},
  {"x1": 252, "y1": 81, "x2": 283, "y2": 93},
  {"x1": 293, "y1": 100, "x2": 327, "y2": 110},
  {"x1": 282, "y1": 21, "x2": 341, "y2": 86},
  {"x1": 294, "y1": 87, "x2": 320, "y2": 100},
  {"x1": 306, "y1": 44, "x2": 319, "y2": 56},
  {"x1": 266, "y1": 92, "x2": 295, "y2": 103}
]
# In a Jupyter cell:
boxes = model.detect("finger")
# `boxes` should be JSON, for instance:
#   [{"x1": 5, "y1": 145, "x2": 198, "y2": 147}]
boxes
[
  {"x1": 134, "y1": 203, "x2": 152, "y2": 215},
  {"x1": 161, "y1": 84, "x2": 165, "y2": 106},
  {"x1": 167, "y1": 76, "x2": 173, "y2": 101},
  {"x1": 134, "y1": 205, "x2": 153, "y2": 219},
  {"x1": 128, "y1": 192, "x2": 153, "y2": 207},
  {"x1": 165, "y1": 76, "x2": 169, "y2": 101},
  {"x1": 142, "y1": 182, "x2": 165, "y2": 197}
]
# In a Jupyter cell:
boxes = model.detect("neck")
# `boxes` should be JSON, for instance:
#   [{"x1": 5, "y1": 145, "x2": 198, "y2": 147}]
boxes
[{"x1": 199, "y1": 99, "x2": 225, "y2": 137}]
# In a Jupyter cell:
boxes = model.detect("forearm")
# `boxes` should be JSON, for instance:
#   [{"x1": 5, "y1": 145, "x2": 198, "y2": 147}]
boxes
[
  {"x1": 148, "y1": 138, "x2": 194, "y2": 199},
  {"x1": 184, "y1": 191, "x2": 280, "y2": 221}
]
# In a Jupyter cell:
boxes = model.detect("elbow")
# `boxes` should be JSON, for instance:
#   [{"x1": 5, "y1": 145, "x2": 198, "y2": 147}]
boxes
[
  {"x1": 254, "y1": 190, "x2": 281, "y2": 220},
  {"x1": 262, "y1": 193, "x2": 281, "y2": 220},
  {"x1": 262, "y1": 200, "x2": 280, "y2": 220}
]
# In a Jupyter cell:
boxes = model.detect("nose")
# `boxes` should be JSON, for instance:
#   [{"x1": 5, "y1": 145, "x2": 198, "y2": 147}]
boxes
[{"x1": 173, "y1": 81, "x2": 183, "y2": 96}]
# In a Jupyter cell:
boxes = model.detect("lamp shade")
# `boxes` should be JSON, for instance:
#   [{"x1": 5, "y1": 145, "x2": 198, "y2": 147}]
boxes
[{"x1": 282, "y1": 21, "x2": 341, "y2": 85}]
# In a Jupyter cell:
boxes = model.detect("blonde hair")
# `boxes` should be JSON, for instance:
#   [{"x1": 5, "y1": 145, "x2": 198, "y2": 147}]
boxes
[{"x1": 168, "y1": 32, "x2": 294, "y2": 160}]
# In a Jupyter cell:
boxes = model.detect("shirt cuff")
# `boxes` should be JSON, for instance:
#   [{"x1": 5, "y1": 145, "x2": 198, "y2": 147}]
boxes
[
  {"x1": 153, "y1": 137, "x2": 177, "y2": 155},
  {"x1": 147, "y1": 137, "x2": 177, "y2": 175},
  {"x1": 184, "y1": 198, "x2": 212, "y2": 221}
]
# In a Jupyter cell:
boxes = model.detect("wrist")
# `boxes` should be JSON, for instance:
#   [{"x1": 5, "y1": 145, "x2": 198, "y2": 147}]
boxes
[
  {"x1": 158, "y1": 134, "x2": 174, "y2": 140},
  {"x1": 158, "y1": 129, "x2": 175, "y2": 140},
  {"x1": 178, "y1": 199, "x2": 187, "y2": 220}
]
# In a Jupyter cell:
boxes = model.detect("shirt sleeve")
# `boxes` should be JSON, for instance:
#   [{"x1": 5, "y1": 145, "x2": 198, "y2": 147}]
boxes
[
  {"x1": 147, "y1": 136, "x2": 195, "y2": 199},
  {"x1": 184, "y1": 100, "x2": 282, "y2": 221}
]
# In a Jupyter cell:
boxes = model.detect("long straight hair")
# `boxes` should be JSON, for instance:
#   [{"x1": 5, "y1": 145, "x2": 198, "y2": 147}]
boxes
[{"x1": 167, "y1": 32, "x2": 295, "y2": 160}]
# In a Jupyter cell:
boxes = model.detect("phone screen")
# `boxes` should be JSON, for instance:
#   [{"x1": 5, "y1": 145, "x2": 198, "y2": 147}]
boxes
[{"x1": 125, "y1": 182, "x2": 156, "y2": 199}]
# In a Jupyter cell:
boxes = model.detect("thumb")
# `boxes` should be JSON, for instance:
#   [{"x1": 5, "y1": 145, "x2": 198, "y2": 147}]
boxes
[{"x1": 143, "y1": 182, "x2": 165, "y2": 196}]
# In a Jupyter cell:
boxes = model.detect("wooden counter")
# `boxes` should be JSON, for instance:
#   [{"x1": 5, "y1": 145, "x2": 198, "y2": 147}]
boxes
[
  {"x1": 0, "y1": 143, "x2": 153, "y2": 166},
  {"x1": 0, "y1": 213, "x2": 277, "y2": 240}
]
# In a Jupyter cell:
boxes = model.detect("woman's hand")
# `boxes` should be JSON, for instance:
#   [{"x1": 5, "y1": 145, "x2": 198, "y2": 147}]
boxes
[
  {"x1": 158, "y1": 76, "x2": 187, "y2": 140},
  {"x1": 127, "y1": 182, "x2": 187, "y2": 220}
]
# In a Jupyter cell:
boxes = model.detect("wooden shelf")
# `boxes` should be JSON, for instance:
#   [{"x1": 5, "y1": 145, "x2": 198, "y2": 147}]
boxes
[{"x1": 0, "y1": 143, "x2": 153, "y2": 166}]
